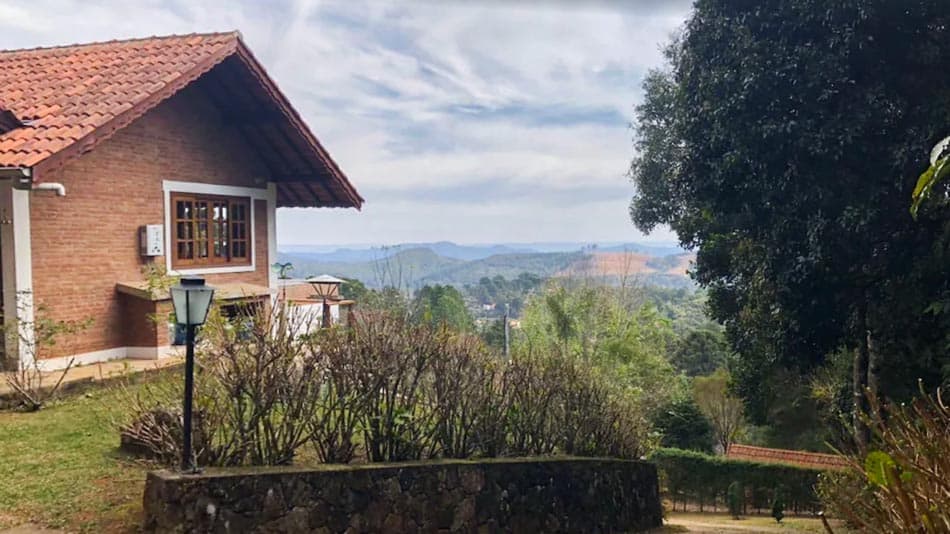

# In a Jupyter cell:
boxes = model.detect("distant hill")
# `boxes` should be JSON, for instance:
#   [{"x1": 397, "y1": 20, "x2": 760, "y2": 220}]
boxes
[
  {"x1": 280, "y1": 248, "x2": 463, "y2": 287},
  {"x1": 278, "y1": 240, "x2": 684, "y2": 263},
  {"x1": 279, "y1": 241, "x2": 538, "y2": 263},
  {"x1": 280, "y1": 248, "x2": 583, "y2": 289},
  {"x1": 417, "y1": 252, "x2": 584, "y2": 286},
  {"x1": 278, "y1": 242, "x2": 694, "y2": 290},
  {"x1": 597, "y1": 243, "x2": 685, "y2": 256}
]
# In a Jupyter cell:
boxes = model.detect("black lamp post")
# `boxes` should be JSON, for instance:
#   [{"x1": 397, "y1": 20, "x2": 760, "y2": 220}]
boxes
[
  {"x1": 306, "y1": 274, "x2": 343, "y2": 328},
  {"x1": 169, "y1": 277, "x2": 215, "y2": 473}
]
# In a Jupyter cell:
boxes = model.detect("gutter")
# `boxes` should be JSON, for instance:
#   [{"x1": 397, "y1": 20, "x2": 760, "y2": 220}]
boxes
[
  {"x1": 0, "y1": 168, "x2": 65, "y2": 196},
  {"x1": 32, "y1": 183, "x2": 66, "y2": 197}
]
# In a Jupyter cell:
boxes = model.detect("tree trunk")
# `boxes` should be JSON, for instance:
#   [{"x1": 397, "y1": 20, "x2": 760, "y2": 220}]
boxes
[
  {"x1": 852, "y1": 305, "x2": 869, "y2": 450},
  {"x1": 866, "y1": 324, "x2": 882, "y2": 436}
]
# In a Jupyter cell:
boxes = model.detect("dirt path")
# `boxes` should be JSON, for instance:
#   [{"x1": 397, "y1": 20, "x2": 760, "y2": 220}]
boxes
[
  {"x1": 661, "y1": 512, "x2": 833, "y2": 533},
  {"x1": 665, "y1": 517, "x2": 787, "y2": 533}
]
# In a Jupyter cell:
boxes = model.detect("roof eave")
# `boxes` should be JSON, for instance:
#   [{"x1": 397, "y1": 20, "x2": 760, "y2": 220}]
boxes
[{"x1": 231, "y1": 39, "x2": 364, "y2": 210}]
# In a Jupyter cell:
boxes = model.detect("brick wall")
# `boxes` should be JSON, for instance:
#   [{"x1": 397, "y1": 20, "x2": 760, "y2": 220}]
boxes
[{"x1": 30, "y1": 83, "x2": 272, "y2": 360}]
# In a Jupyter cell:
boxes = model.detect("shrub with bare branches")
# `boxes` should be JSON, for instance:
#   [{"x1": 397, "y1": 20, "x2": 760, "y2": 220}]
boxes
[
  {"x1": 819, "y1": 384, "x2": 950, "y2": 532},
  {"x1": 115, "y1": 367, "x2": 218, "y2": 465},
  {"x1": 505, "y1": 353, "x2": 564, "y2": 456},
  {"x1": 117, "y1": 303, "x2": 650, "y2": 468},
  {"x1": 303, "y1": 326, "x2": 374, "y2": 464},
  {"x1": 349, "y1": 313, "x2": 442, "y2": 462},
  {"x1": 430, "y1": 334, "x2": 507, "y2": 458},
  {"x1": 3, "y1": 296, "x2": 91, "y2": 411},
  {"x1": 200, "y1": 304, "x2": 324, "y2": 466},
  {"x1": 118, "y1": 304, "x2": 323, "y2": 467}
]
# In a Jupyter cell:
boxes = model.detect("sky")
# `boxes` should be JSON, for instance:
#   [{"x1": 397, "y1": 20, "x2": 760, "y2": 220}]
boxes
[{"x1": 0, "y1": 0, "x2": 691, "y2": 246}]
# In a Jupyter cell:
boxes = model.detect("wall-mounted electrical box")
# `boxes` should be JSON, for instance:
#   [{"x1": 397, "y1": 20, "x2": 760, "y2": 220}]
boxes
[{"x1": 139, "y1": 224, "x2": 164, "y2": 257}]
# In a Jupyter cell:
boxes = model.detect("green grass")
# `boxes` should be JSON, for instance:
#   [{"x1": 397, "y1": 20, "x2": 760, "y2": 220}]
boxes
[{"x1": 0, "y1": 386, "x2": 155, "y2": 532}]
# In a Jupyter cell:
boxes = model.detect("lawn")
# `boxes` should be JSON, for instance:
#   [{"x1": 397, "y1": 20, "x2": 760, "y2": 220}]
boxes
[{"x1": 0, "y1": 384, "x2": 156, "y2": 532}]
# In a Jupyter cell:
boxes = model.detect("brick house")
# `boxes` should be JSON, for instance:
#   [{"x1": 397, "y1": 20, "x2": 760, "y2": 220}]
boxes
[{"x1": 0, "y1": 32, "x2": 363, "y2": 371}]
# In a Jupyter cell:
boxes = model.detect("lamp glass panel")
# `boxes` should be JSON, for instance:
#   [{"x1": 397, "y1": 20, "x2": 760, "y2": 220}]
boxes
[{"x1": 170, "y1": 285, "x2": 215, "y2": 326}]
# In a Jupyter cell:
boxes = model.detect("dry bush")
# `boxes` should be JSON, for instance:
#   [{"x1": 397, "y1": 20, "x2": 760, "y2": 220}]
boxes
[
  {"x1": 4, "y1": 297, "x2": 90, "y2": 411},
  {"x1": 117, "y1": 304, "x2": 649, "y2": 468},
  {"x1": 118, "y1": 305, "x2": 323, "y2": 467},
  {"x1": 303, "y1": 326, "x2": 375, "y2": 464},
  {"x1": 819, "y1": 385, "x2": 950, "y2": 532},
  {"x1": 504, "y1": 353, "x2": 564, "y2": 456},
  {"x1": 601, "y1": 396, "x2": 653, "y2": 459},
  {"x1": 559, "y1": 361, "x2": 614, "y2": 456},
  {"x1": 430, "y1": 334, "x2": 508, "y2": 458},
  {"x1": 200, "y1": 305, "x2": 323, "y2": 466},
  {"x1": 3, "y1": 358, "x2": 74, "y2": 412},
  {"x1": 349, "y1": 312, "x2": 442, "y2": 462},
  {"x1": 558, "y1": 362, "x2": 649, "y2": 459},
  {"x1": 114, "y1": 368, "x2": 218, "y2": 466}
]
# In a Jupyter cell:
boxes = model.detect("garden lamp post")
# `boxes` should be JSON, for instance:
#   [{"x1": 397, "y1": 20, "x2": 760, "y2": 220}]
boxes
[
  {"x1": 170, "y1": 277, "x2": 215, "y2": 473},
  {"x1": 306, "y1": 274, "x2": 343, "y2": 328}
]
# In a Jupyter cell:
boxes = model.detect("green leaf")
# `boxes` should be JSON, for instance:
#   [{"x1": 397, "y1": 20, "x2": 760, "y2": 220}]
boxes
[
  {"x1": 911, "y1": 156, "x2": 950, "y2": 219},
  {"x1": 864, "y1": 450, "x2": 896, "y2": 487}
]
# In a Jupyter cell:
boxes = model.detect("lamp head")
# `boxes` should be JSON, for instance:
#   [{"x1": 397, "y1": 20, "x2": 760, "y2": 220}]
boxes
[
  {"x1": 170, "y1": 277, "x2": 216, "y2": 326},
  {"x1": 306, "y1": 274, "x2": 344, "y2": 300}
]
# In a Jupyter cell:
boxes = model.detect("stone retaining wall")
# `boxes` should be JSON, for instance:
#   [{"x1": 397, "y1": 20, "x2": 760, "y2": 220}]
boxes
[{"x1": 144, "y1": 457, "x2": 662, "y2": 533}]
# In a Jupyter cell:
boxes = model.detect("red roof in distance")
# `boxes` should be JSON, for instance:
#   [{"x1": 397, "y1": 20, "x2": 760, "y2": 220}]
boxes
[{"x1": 727, "y1": 444, "x2": 848, "y2": 471}]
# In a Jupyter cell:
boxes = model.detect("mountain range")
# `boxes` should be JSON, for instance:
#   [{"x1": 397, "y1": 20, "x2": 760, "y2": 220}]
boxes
[
  {"x1": 278, "y1": 241, "x2": 684, "y2": 263},
  {"x1": 276, "y1": 241, "x2": 693, "y2": 290}
]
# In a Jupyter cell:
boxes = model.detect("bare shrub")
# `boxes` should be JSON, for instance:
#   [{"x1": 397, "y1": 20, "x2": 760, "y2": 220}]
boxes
[
  {"x1": 3, "y1": 357, "x2": 74, "y2": 411},
  {"x1": 118, "y1": 304, "x2": 324, "y2": 467},
  {"x1": 559, "y1": 362, "x2": 618, "y2": 457},
  {"x1": 599, "y1": 395, "x2": 652, "y2": 459},
  {"x1": 4, "y1": 297, "x2": 90, "y2": 411},
  {"x1": 468, "y1": 359, "x2": 511, "y2": 458},
  {"x1": 430, "y1": 334, "x2": 508, "y2": 458},
  {"x1": 200, "y1": 304, "x2": 323, "y2": 466},
  {"x1": 819, "y1": 385, "x2": 950, "y2": 532},
  {"x1": 539, "y1": 357, "x2": 649, "y2": 460},
  {"x1": 303, "y1": 326, "x2": 374, "y2": 464},
  {"x1": 114, "y1": 368, "x2": 218, "y2": 466},
  {"x1": 116, "y1": 303, "x2": 648, "y2": 468},
  {"x1": 350, "y1": 312, "x2": 441, "y2": 462},
  {"x1": 505, "y1": 353, "x2": 564, "y2": 456}
]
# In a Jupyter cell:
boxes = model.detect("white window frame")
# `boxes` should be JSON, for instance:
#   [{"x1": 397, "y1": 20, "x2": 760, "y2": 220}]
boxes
[{"x1": 163, "y1": 180, "x2": 273, "y2": 276}]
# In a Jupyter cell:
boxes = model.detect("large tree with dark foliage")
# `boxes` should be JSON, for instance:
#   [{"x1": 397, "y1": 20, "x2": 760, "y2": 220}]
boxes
[{"x1": 630, "y1": 0, "x2": 950, "y2": 442}]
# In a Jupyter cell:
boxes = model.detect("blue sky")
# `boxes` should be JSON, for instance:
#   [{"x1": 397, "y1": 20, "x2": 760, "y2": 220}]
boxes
[{"x1": 0, "y1": 0, "x2": 691, "y2": 246}]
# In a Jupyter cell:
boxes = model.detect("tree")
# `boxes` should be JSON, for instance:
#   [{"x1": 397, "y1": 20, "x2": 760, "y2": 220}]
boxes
[
  {"x1": 630, "y1": 0, "x2": 950, "y2": 439},
  {"x1": 519, "y1": 278, "x2": 682, "y2": 414},
  {"x1": 669, "y1": 328, "x2": 729, "y2": 377},
  {"x1": 693, "y1": 370, "x2": 744, "y2": 453},
  {"x1": 465, "y1": 273, "x2": 542, "y2": 318},
  {"x1": 651, "y1": 396, "x2": 715, "y2": 453},
  {"x1": 479, "y1": 316, "x2": 507, "y2": 352},
  {"x1": 411, "y1": 284, "x2": 473, "y2": 332},
  {"x1": 340, "y1": 278, "x2": 370, "y2": 301}
]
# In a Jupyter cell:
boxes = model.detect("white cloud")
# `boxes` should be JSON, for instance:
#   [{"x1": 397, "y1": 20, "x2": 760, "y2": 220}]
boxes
[{"x1": 0, "y1": 0, "x2": 690, "y2": 246}]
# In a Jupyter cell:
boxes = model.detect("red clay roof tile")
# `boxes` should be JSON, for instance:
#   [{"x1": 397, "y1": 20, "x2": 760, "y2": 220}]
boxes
[
  {"x1": 726, "y1": 444, "x2": 848, "y2": 471},
  {"x1": 0, "y1": 32, "x2": 363, "y2": 208},
  {"x1": 0, "y1": 32, "x2": 237, "y2": 168}
]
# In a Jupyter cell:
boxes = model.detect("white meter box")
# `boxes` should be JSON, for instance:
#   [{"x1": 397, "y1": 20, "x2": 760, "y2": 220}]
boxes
[{"x1": 139, "y1": 224, "x2": 164, "y2": 256}]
